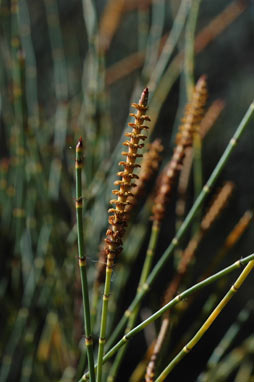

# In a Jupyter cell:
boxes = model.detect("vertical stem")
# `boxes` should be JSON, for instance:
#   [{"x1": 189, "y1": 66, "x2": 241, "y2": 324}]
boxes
[
  {"x1": 75, "y1": 138, "x2": 95, "y2": 382},
  {"x1": 184, "y1": 0, "x2": 202, "y2": 98},
  {"x1": 96, "y1": 266, "x2": 112, "y2": 382},
  {"x1": 107, "y1": 222, "x2": 161, "y2": 380},
  {"x1": 185, "y1": 0, "x2": 203, "y2": 229}
]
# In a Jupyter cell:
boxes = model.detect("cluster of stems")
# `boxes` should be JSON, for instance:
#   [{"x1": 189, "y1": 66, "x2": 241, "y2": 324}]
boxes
[
  {"x1": 77, "y1": 94, "x2": 254, "y2": 382},
  {"x1": 145, "y1": 181, "x2": 234, "y2": 381}
]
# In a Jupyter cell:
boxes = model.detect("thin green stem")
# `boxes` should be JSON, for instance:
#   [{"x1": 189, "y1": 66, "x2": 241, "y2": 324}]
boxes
[
  {"x1": 80, "y1": 253, "x2": 254, "y2": 381},
  {"x1": 184, "y1": 0, "x2": 203, "y2": 230},
  {"x1": 76, "y1": 138, "x2": 95, "y2": 382},
  {"x1": 103, "y1": 101, "x2": 254, "y2": 351},
  {"x1": 148, "y1": 0, "x2": 191, "y2": 95},
  {"x1": 207, "y1": 301, "x2": 253, "y2": 369},
  {"x1": 96, "y1": 267, "x2": 112, "y2": 382},
  {"x1": 155, "y1": 260, "x2": 254, "y2": 381},
  {"x1": 107, "y1": 222, "x2": 161, "y2": 380},
  {"x1": 184, "y1": 0, "x2": 202, "y2": 99}
]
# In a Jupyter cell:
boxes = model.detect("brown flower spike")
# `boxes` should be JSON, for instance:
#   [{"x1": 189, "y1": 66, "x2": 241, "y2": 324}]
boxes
[
  {"x1": 152, "y1": 75, "x2": 207, "y2": 223},
  {"x1": 104, "y1": 88, "x2": 150, "y2": 269},
  {"x1": 96, "y1": 138, "x2": 162, "y2": 285}
]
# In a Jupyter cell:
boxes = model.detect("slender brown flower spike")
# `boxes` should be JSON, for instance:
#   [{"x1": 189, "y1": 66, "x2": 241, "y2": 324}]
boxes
[
  {"x1": 97, "y1": 88, "x2": 151, "y2": 382},
  {"x1": 96, "y1": 138, "x2": 163, "y2": 286},
  {"x1": 105, "y1": 87, "x2": 151, "y2": 269},
  {"x1": 152, "y1": 76, "x2": 207, "y2": 223}
]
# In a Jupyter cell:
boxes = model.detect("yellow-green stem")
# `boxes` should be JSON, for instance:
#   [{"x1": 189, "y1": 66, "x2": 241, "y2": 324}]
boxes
[{"x1": 155, "y1": 260, "x2": 254, "y2": 381}]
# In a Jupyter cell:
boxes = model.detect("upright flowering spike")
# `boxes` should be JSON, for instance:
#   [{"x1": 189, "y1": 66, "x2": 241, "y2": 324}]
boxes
[
  {"x1": 105, "y1": 87, "x2": 151, "y2": 269},
  {"x1": 152, "y1": 76, "x2": 207, "y2": 223}
]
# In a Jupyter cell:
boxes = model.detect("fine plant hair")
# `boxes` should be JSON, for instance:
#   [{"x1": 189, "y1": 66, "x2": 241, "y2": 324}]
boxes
[{"x1": 1, "y1": 2, "x2": 254, "y2": 382}]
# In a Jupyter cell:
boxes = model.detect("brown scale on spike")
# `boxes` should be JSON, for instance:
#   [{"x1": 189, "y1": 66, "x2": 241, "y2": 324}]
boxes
[
  {"x1": 104, "y1": 88, "x2": 150, "y2": 270},
  {"x1": 152, "y1": 76, "x2": 207, "y2": 223}
]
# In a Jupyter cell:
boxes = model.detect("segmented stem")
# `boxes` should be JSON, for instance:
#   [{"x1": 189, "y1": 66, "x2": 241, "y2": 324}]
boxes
[{"x1": 75, "y1": 138, "x2": 95, "y2": 382}]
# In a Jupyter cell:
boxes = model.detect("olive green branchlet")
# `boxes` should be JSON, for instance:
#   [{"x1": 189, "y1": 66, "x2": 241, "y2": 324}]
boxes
[{"x1": 76, "y1": 138, "x2": 95, "y2": 382}]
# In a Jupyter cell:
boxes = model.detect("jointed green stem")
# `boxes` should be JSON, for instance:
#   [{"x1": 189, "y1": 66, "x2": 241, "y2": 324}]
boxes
[
  {"x1": 108, "y1": 222, "x2": 161, "y2": 380},
  {"x1": 103, "y1": 101, "x2": 254, "y2": 351},
  {"x1": 185, "y1": 0, "x2": 203, "y2": 229},
  {"x1": 96, "y1": 267, "x2": 112, "y2": 382},
  {"x1": 80, "y1": 253, "x2": 254, "y2": 381},
  {"x1": 184, "y1": 0, "x2": 202, "y2": 99},
  {"x1": 155, "y1": 260, "x2": 254, "y2": 381},
  {"x1": 76, "y1": 138, "x2": 95, "y2": 382}
]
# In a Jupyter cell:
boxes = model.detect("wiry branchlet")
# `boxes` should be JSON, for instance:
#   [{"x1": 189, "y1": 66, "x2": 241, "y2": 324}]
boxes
[
  {"x1": 104, "y1": 88, "x2": 150, "y2": 269},
  {"x1": 152, "y1": 76, "x2": 208, "y2": 223}
]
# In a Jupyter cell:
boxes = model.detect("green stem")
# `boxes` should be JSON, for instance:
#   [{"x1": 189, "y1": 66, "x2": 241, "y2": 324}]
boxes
[
  {"x1": 184, "y1": 0, "x2": 203, "y2": 229},
  {"x1": 155, "y1": 260, "x2": 254, "y2": 381},
  {"x1": 148, "y1": 0, "x2": 191, "y2": 95},
  {"x1": 207, "y1": 301, "x2": 253, "y2": 369},
  {"x1": 103, "y1": 101, "x2": 254, "y2": 351},
  {"x1": 96, "y1": 267, "x2": 112, "y2": 382},
  {"x1": 107, "y1": 222, "x2": 161, "y2": 380},
  {"x1": 76, "y1": 138, "x2": 95, "y2": 382},
  {"x1": 80, "y1": 253, "x2": 254, "y2": 381},
  {"x1": 184, "y1": 0, "x2": 202, "y2": 99}
]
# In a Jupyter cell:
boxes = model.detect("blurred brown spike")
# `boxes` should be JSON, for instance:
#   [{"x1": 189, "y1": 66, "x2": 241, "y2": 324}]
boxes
[
  {"x1": 224, "y1": 210, "x2": 253, "y2": 249},
  {"x1": 152, "y1": 76, "x2": 208, "y2": 223},
  {"x1": 176, "y1": 75, "x2": 207, "y2": 148},
  {"x1": 200, "y1": 99, "x2": 225, "y2": 138},
  {"x1": 98, "y1": 0, "x2": 126, "y2": 52},
  {"x1": 201, "y1": 181, "x2": 234, "y2": 231}
]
